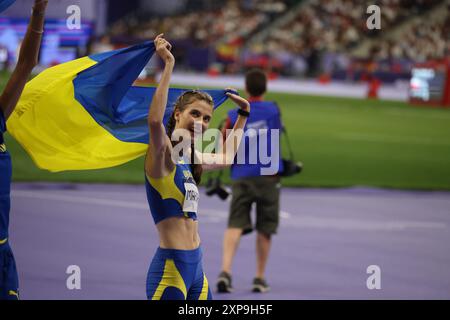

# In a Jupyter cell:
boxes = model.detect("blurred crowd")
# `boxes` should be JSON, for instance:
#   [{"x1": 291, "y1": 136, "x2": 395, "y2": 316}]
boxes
[
  {"x1": 370, "y1": 13, "x2": 449, "y2": 62},
  {"x1": 260, "y1": 0, "x2": 440, "y2": 54},
  {"x1": 101, "y1": 0, "x2": 448, "y2": 81},
  {"x1": 246, "y1": 0, "x2": 446, "y2": 77},
  {"x1": 110, "y1": 0, "x2": 290, "y2": 46}
]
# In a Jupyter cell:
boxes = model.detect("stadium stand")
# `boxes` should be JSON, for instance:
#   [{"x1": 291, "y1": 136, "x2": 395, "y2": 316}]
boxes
[{"x1": 105, "y1": 0, "x2": 447, "y2": 81}]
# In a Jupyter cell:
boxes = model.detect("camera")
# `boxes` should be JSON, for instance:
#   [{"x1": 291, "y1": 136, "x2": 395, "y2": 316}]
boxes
[
  {"x1": 205, "y1": 177, "x2": 230, "y2": 200},
  {"x1": 279, "y1": 159, "x2": 303, "y2": 177}
]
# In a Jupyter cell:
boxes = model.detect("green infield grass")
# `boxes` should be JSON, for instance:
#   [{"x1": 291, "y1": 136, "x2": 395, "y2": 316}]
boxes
[{"x1": 3, "y1": 71, "x2": 450, "y2": 189}]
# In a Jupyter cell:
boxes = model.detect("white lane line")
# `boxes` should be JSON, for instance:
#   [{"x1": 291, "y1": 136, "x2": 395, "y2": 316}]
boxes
[
  {"x1": 280, "y1": 211, "x2": 291, "y2": 218},
  {"x1": 12, "y1": 190, "x2": 294, "y2": 219},
  {"x1": 13, "y1": 190, "x2": 446, "y2": 231},
  {"x1": 12, "y1": 190, "x2": 148, "y2": 210},
  {"x1": 284, "y1": 215, "x2": 447, "y2": 231}
]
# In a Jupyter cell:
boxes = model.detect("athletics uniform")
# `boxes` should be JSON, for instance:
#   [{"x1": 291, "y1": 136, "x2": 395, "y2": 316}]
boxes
[
  {"x1": 144, "y1": 157, "x2": 212, "y2": 300},
  {"x1": 0, "y1": 110, "x2": 19, "y2": 300}
]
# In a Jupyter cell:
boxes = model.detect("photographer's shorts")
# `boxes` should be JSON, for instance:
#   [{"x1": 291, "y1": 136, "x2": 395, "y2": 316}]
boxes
[{"x1": 228, "y1": 176, "x2": 280, "y2": 235}]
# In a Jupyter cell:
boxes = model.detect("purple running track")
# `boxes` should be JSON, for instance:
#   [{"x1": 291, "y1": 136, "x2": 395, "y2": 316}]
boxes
[{"x1": 8, "y1": 183, "x2": 450, "y2": 300}]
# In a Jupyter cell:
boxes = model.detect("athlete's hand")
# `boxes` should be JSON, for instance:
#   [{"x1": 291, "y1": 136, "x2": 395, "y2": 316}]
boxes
[
  {"x1": 226, "y1": 89, "x2": 250, "y2": 112},
  {"x1": 154, "y1": 34, "x2": 174, "y2": 65}
]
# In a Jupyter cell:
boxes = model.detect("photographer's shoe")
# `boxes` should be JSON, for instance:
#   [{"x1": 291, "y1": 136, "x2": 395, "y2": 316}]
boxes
[
  {"x1": 252, "y1": 277, "x2": 270, "y2": 293},
  {"x1": 216, "y1": 271, "x2": 233, "y2": 293}
]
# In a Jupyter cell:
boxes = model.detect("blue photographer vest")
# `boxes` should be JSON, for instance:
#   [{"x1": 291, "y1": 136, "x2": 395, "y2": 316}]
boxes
[{"x1": 227, "y1": 100, "x2": 284, "y2": 179}]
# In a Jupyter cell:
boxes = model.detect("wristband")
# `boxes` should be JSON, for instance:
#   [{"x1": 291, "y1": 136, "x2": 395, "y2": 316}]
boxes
[{"x1": 237, "y1": 109, "x2": 250, "y2": 117}]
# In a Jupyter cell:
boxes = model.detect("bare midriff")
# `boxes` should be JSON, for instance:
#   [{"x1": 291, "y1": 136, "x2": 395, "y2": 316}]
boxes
[{"x1": 156, "y1": 216, "x2": 200, "y2": 250}]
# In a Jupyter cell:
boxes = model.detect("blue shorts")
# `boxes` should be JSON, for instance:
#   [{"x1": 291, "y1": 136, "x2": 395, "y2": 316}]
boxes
[
  {"x1": 146, "y1": 246, "x2": 212, "y2": 300},
  {"x1": 0, "y1": 242, "x2": 19, "y2": 300}
]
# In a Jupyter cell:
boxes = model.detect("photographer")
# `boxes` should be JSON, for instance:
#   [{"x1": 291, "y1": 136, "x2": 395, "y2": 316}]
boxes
[{"x1": 216, "y1": 69, "x2": 285, "y2": 294}]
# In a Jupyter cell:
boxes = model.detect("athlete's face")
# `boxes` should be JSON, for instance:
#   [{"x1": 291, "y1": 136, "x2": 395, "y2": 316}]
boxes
[{"x1": 174, "y1": 99, "x2": 213, "y2": 140}]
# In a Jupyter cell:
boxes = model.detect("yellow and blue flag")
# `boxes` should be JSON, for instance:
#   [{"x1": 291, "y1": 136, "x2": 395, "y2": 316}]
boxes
[
  {"x1": 0, "y1": 0, "x2": 15, "y2": 13},
  {"x1": 7, "y1": 41, "x2": 231, "y2": 172}
]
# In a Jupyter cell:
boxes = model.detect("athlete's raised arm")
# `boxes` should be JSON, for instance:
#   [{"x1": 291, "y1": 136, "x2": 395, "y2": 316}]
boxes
[
  {"x1": 0, "y1": 0, "x2": 48, "y2": 120},
  {"x1": 145, "y1": 34, "x2": 175, "y2": 178},
  {"x1": 200, "y1": 92, "x2": 250, "y2": 171}
]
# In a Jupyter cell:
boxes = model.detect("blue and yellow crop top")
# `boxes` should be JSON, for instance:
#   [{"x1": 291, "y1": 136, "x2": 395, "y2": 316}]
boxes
[{"x1": 145, "y1": 157, "x2": 200, "y2": 225}]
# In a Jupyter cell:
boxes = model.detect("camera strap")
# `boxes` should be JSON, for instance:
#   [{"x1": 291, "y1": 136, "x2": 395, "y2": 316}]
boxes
[
  {"x1": 281, "y1": 127, "x2": 296, "y2": 162},
  {"x1": 275, "y1": 102, "x2": 297, "y2": 162}
]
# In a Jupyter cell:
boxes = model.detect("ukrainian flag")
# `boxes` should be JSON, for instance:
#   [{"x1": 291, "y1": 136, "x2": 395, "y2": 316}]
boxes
[
  {"x1": 0, "y1": 0, "x2": 15, "y2": 13},
  {"x1": 7, "y1": 41, "x2": 231, "y2": 172}
]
